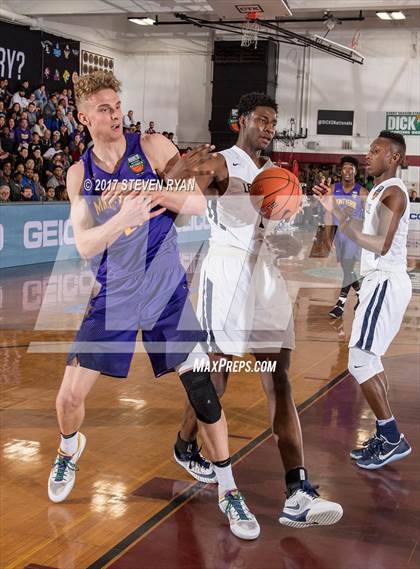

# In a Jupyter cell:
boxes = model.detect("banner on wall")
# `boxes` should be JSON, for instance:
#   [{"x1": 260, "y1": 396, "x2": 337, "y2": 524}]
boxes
[
  {"x1": 0, "y1": 22, "x2": 80, "y2": 93},
  {"x1": 317, "y1": 110, "x2": 354, "y2": 135},
  {"x1": 386, "y1": 112, "x2": 420, "y2": 136},
  {"x1": 0, "y1": 22, "x2": 42, "y2": 90},
  {"x1": 41, "y1": 32, "x2": 80, "y2": 92}
]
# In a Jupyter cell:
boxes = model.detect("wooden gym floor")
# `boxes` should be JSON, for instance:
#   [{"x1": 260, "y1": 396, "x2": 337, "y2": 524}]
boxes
[{"x1": 1, "y1": 233, "x2": 419, "y2": 569}]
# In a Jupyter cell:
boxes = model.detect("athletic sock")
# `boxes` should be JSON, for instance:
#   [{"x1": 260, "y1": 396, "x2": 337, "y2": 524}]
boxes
[
  {"x1": 59, "y1": 431, "x2": 79, "y2": 456},
  {"x1": 285, "y1": 466, "x2": 308, "y2": 495},
  {"x1": 337, "y1": 295, "x2": 347, "y2": 305},
  {"x1": 213, "y1": 458, "x2": 236, "y2": 497},
  {"x1": 376, "y1": 417, "x2": 400, "y2": 444},
  {"x1": 175, "y1": 432, "x2": 198, "y2": 455}
]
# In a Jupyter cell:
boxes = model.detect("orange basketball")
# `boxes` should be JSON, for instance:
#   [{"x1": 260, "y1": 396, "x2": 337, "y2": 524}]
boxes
[{"x1": 250, "y1": 166, "x2": 302, "y2": 221}]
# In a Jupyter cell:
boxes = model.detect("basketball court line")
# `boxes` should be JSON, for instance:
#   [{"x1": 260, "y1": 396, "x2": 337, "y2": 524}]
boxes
[{"x1": 85, "y1": 369, "x2": 349, "y2": 569}]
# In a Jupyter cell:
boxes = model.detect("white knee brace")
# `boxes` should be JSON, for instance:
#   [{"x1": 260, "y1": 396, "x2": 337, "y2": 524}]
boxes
[{"x1": 348, "y1": 347, "x2": 384, "y2": 384}]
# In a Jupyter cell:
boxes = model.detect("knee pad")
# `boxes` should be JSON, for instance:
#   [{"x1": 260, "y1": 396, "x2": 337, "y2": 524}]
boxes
[
  {"x1": 348, "y1": 347, "x2": 384, "y2": 384},
  {"x1": 180, "y1": 370, "x2": 222, "y2": 424},
  {"x1": 175, "y1": 349, "x2": 209, "y2": 376}
]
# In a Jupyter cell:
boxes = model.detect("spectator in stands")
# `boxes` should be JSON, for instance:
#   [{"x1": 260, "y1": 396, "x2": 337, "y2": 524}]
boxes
[
  {"x1": 0, "y1": 116, "x2": 5, "y2": 130},
  {"x1": 123, "y1": 110, "x2": 134, "y2": 129},
  {"x1": 0, "y1": 80, "x2": 10, "y2": 101},
  {"x1": 75, "y1": 122, "x2": 86, "y2": 142},
  {"x1": 55, "y1": 184, "x2": 69, "y2": 201},
  {"x1": 1, "y1": 127, "x2": 15, "y2": 153},
  {"x1": 69, "y1": 133, "x2": 81, "y2": 152},
  {"x1": 145, "y1": 120, "x2": 156, "y2": 134},
  {"x1": 135, "y1": 121, "x2": 141, "y2": 133},
  {"x1": 22, "y1": 167, "x2": 37, "y2": 198},
  {"x1": 15, "y1": 118, "x2": 32, "y2": 144},
  {"x1": 63, "y1": 110, "x2": 77, "y2": 134},
  {"x1": 43, "y1": 94, "x2": 58, "y2": 118},
  {"x1": 46, "y1": 109, "x2": 64, "y2": 133},
  {"x1": 10, "y1": 85, "x2": 28, "y2": 109},
  {"x1": 9, "y1": 171, "x2": 23, "y2": 201},
  {"x1": 32, "y1": 171, "x2": 46, "y2": 200},
  {"x1": 15, "y1": 145, "x2": 30, "y2": 167},
  {"x1": 0, "y1": 161, "x2": 12, "y2": 185},
  {"x1": 32, "y1": 116, "x2": 47, "y2": 137},
  {"x1": 47, "y1": 164, "x2": 65, "y2": 190},
  {"x1": 0, "y1": 184, "x2": 10, "y2": 203},
  {"x1": 71, "y1": 140, "x2": 85, "y2": 162},
  {"x1": 29, "y1": 133, "x2": 41, "y2": 154},
  {"x1": 34, "y1": 84, "x2": 48, "y2": 110},
  {"x1": 59, "y1": 124, "x2": 70, "y2": 147},
  {"x1": 45, "y1": 187, "x2": 56, "y2": 201},
  {"x1": 162, "y1": 131, "x2": 168, "y2": 138},
  {"x1": 0, "y1": 139, "x2": 9, "y2": 162},
  {"x1": 410, "y1": 190, "x2": 419, "y2": 203},
  {"x1": 27, "y1": 102, "x2": 38, "y2": 127},
  {"x1": 41, "y1": 129, "x2": 53, "y2": 153},
  {"x1": 21, "y1": 185, "x2": 36, "y2": 201},
  {"x1": 32, "y1": 147, "x2": 44, "y2": 175}
]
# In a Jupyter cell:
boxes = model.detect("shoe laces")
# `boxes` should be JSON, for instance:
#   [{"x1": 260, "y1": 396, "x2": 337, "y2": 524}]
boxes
[
  {"x1": 52, "y1": 455, "x2": 77, "y2": 482},
  {"x1": 188, "y1": 446, "x2": 211, "y2": 472},
  {"x1": 287, "y1": 482, "x2": 320, "y2": 500},
  {"x1": 360, "y1": 436, "x2": 384, "y2": 459},
  {"x1": 222, "y1": 491, "x2": 252, "y2": 521}
]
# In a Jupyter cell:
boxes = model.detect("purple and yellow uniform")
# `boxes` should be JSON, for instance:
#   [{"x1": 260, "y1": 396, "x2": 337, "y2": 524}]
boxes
[
  {"x1": 67, "y1": 133, "x2": 205, "y2": 377},
  {"x1": 332, "y1": 182, "x2": 363, "y2": 260}
]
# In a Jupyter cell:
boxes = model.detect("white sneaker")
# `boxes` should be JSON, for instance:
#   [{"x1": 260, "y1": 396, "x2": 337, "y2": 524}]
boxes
[
  {"x1": 279, "y1": 483, "x2": 343, "y2": 528},
  {"x1": 48, "y1": 433, "x2": 86, "y2": 503},
  {"x1": 173, "y1": 445, "x2": 217, "y2": 484},
  {"x1": 219, "y1": 489, "x2": 260, "y2": 540}
]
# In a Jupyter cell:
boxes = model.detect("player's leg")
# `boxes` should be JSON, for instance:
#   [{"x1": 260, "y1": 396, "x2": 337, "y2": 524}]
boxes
[
  {"x1": 255, "y1": 350, "x2": 343, "y2": 528},
  {"x1": 330, "y1": 257, "x2": 354, "y2": 318},
  {"x1": 176, "y1": 354, "x2": 260, "y2": 540},
  {"x1": 348, "y1": 272, "x2": 412, "y2": 468},
  {"x1": 48, "y1": 364, "x2": 99, "y2": 503},
  {"x1": 348, "y1": 348, "x2": 411, "y2": 468},
  {"x1": 175, "y1": 353, "x2": 232, "y2": 483}
]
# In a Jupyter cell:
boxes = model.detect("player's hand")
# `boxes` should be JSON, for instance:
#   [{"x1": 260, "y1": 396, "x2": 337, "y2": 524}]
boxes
[
  {"x1": 117, "y1": 192, "x2": 166, "y2": 229},
  {"x1": 265, "y1": 233, "x2": 302, "y2": 258},
  {"x1": 101, "y1": 181, "x2": 139, "y2": 208},
  {"x1": 161, "y1": 144, "x2": 217, "y2": 181},
  {"x1": 313, "y1": 182, "x2": 334, "y2": 212}
]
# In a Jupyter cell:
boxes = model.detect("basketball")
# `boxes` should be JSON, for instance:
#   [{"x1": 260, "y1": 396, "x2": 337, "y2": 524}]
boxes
[{"x1": 250, "y1": 166, "x2": 302, "y2": 221}]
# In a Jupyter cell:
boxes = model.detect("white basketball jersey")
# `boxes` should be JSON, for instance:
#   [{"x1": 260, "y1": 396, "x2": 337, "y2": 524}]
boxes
[
  {"x1": 361, "y1": 177, "x2": 409, "y2": 275},
  {"x1": 208, "y1": 145, "x2": 274, "y2": 254}
]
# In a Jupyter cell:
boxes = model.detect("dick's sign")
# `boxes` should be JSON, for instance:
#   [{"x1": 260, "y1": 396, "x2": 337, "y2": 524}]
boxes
[{"x1": 386, "y1": 112, "x2": 420, "y2": 136}]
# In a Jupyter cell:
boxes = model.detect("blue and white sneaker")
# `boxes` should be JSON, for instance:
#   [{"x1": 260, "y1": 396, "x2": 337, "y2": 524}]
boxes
[
  {"x1": 219, "y1": 489, "x2": 260, "y2": 540},
  {"x1": 279, "y1": 482, "x2": 343, "y2": 528},
  {"x1": 350, "y1": 434, "x2": 380, "y2": 460},
  {"x1": 174, "y1": 444, "x2": 217, "y2": 484},
  {"x1": 356, "y1": 434, "x2": 411, "y2": 470}
]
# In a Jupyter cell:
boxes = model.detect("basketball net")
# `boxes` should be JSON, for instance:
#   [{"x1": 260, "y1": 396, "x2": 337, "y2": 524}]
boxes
[{"x1": 241, "y1": 12, "x2": 260, "y2": 49}]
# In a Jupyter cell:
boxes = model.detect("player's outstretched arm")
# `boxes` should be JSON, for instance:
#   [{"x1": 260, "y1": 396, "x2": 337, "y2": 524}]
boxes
[
  {"x1": 313, "y1": 182, "x2": 406, "y2": 255},
  {"x1": 67, "y1": 162, "x2": 165, "y2": 259},
  {"x1": 143, "y1": 134, "x2": 220, "y2": 215}
]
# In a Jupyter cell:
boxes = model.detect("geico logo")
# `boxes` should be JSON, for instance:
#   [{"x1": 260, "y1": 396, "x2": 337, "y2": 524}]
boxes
[
  {"x1": 0, "y1": 224, "x2": 3, "y2": 251},
  {"x1": 22, "y1": 272, "x2": 95, "y2": 311},
  {"x1": 23, "y1": 219, "x2": 75, "y2": 249},
  {"x1": 409, "y1": 213, "x2": 420, "y2": 220}
]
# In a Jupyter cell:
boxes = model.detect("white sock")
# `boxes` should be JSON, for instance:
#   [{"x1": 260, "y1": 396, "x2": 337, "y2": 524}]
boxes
[
  {"x1": 213, "y1": 461, "x2": 237, "y2": 498},
  {"x1": 338, "y1": 295, "x2": 347, "y2": 304},
  {"x1": 377, "y1": 416, "x2": 395, "y2": 426},
  {"x1": 60, "y1": 432, "x2": 79, "y2": 456}
]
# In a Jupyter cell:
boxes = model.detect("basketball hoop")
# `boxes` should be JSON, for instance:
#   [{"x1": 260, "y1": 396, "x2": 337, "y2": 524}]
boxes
[{"x1": 241, "y1": 12, "x2": 260, "y2": 49}]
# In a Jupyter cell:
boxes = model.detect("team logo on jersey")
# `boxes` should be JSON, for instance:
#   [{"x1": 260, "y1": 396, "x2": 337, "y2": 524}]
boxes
[
  {"x1": 128, "y1": 154, "x2": 144, "y2": 174},
  {"x1": 372, "y1": 185, "x2": 384, "y2": 199}
]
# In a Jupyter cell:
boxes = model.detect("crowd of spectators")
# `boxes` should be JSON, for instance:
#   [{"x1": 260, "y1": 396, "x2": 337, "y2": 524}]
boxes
[
  {"x1": 0, "y1": 81, "x2": 178, "y2": 204},
  {"x1": 0, "y1": 78, "x2": 89, "y2": 203}
]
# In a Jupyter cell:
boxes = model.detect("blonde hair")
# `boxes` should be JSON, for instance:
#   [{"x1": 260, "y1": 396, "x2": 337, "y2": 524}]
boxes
[{"x1": 74, "y1": 71, "x2": 121, "y2": 106}]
